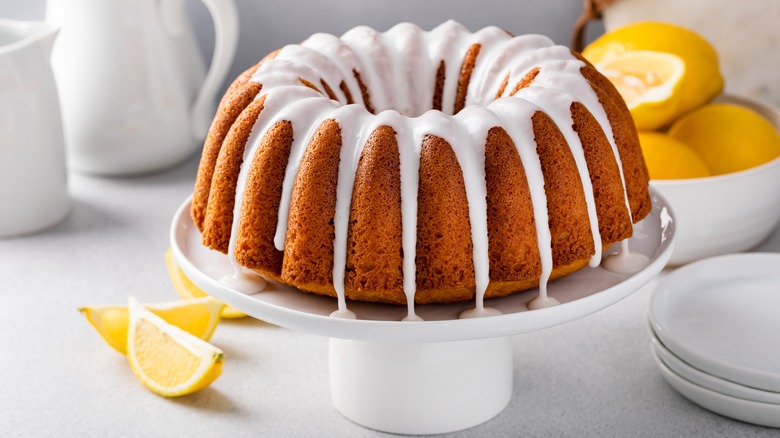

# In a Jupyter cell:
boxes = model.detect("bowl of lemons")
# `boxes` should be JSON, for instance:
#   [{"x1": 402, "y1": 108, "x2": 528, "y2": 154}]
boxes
[{"x1": 584, "y1": 22, "x2": 780, "y2": 265}]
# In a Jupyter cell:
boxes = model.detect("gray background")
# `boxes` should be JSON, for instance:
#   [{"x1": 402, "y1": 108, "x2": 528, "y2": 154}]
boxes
[{"x1": 0, "y1": 0, "x2": 604, "y2": 95}]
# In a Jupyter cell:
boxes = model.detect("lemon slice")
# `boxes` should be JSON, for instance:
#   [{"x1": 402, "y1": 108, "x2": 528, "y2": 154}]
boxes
[
  {"x1": 126, "y1": 296, "x2": 224, "y2": 397},
  {"x1": 637, "y1": 131, "x2": 711, "y2": 180},
  {"x1": 165, "y1": 248, "x2": 247, "y2": 319},
  {"x1": 80, "y1": 296, "x2": 224, "y2": 354},
  {"x1": 668, "y1": 103, "x2": 780, "y2": 175},
  {"x1": 597, "y1": 50, "x2": 685, "y2": 129}
]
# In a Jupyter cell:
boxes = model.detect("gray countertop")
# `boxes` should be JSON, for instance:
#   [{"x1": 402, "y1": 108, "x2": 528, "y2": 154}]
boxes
[{"x1": 2, "y1": 155, "x2": 778, "y2": 437}]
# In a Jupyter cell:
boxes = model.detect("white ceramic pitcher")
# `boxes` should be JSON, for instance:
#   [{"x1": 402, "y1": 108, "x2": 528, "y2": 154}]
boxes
[
  {"x1": 46, "y1": 0, "x2": 238, "y2": 175},
  {"x1": 0, "y1": 20, "x2": 70, "y2": 237}
]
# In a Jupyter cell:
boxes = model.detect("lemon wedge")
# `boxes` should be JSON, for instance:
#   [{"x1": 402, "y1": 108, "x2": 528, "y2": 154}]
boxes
[
  {"x1": 668, "y1": 103, "x2": 780, "y2": 175},
  {"x1": 597, "y1": 50, "x2": 685, "y2": 130},
  {"x1": 165, "y1": 248, "x2": 246, "y2": 319},
  {"x1": 80, "y1": 296, "x2": 224, "y2": 354},
  {"x1": 637, "y1": 132, "x2": 711, "y2": 180},
  {"x1": 584, "y1": 22, "x2": 723, "y2": 128},
  {"x1": 126, "y1": 296, "x2": 224, "y2": 397}
]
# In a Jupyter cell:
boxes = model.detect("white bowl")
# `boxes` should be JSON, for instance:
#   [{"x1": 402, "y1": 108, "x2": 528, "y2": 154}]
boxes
[{"x1": 650, "y1": 94, "x2": 780, "y2": 266}]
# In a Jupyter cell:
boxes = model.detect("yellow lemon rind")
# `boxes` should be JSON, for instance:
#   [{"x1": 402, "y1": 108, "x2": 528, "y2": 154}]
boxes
[
  {"x1": 80, "y1": 306, "x2": 128, "y2": 354},
  {"x1": 80, "y1": 296, "x2": 224, "y2": 355},
  {"x1": 668, "y1": 103, "x2": 780, "y2": 175},
  {"x1": 165, "y1": 248, "x2": 247, "y2": 319}
]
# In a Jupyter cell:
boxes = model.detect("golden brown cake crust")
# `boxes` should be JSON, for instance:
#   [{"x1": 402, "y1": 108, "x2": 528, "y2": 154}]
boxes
[
  {"x1": 415, "y1": 135, "x2": 476, "y2": 304},
  {"x1": 432, "y1": 60, "x2": 445, "y2": 112},
  {"x1": 353, "y1": 69, "x2": 375, "y2": 114},
  {"x1": 571, "y1": 101, "x2": 633, "y2": 244},
  {"x1": 281, "y1": 119, "x2": 343, "y2": 290},
  {"x1": 574, "y1": 52, "x2": 652, "y2": 221},
  {"x1": 485, "y1": 127, "x2": 541, "y2": 286},
  {"x1": 344, "y1": 126, "x2": 405, "y2": 304},
  {"x1": 454, "y1": 44, "x2": 481, "y2": 114},
  {"x1": 192, "y1": 65, "x2": 261, "y2": 231},
  {"x1": 532, "y1": 111, "x2": 596, "y2": 268},
  {"x1": 202, "y1": 95, "x2": 266, "y2": 253},
  {"x1": 233, "y1": 120, "x2": 294, "y2": 281}
]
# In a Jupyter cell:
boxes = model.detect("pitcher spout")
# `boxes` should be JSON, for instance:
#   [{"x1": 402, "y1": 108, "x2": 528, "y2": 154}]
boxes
[{"x1": 0, "y1": 19, "x2": 59, "y2": 56}]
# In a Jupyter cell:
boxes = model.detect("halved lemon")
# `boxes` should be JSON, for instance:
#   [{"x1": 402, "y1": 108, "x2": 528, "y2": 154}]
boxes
[
  {"x1": 126, "y1": 297, "x2": 224, "y2": 397},
  {"x1": 165, "y1": 248, "x2": 246, "y2": 319},
  {"x1": 584, "y1": 21, "x2": 723, "y2": 128},
  {"x1": 597, "y1": 50, "x2": 685, "y2": 130},
  {"x1": 80, "y1": 296, "x2": 224, "y2": 354}
]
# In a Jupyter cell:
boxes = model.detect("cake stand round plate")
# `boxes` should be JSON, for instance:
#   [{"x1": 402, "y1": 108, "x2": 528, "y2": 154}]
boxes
[{"x1": 170, "y1": 187, "x2": 675, "y2": 434}]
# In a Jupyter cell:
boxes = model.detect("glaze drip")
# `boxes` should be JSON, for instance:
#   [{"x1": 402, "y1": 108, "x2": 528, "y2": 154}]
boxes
[{"x1": 602, "y1": 240, "x2": 650, "y2": 274}]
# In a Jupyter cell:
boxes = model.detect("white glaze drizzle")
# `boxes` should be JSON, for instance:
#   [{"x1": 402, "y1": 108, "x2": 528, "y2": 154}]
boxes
[
  {"x1": 271, "y1": 44, "x2": 349, "y2": 104},
  {"x1": 467, "y1": 34, "x2": 554, "y2": 107},
  {"x1": 517, "y1": 86, "x2": 603, "y2": 267},
  {"x1": 397, "y1": 112, "x2": 421, "y2": 321},
  {"x1": 424, "y1": 20, "x2": 469, "y2": 114},
  {"x1": 341, "y1": 26, "x2": 394, "y2": 112},
  {"x1": 301, "y1": 33, "x2": 366, "y2": 107},
  {"x1": 382, "y1": 23, "x2": 422, "y2": 117},
  {"x1": 220, "y1": 269, "x2": 266, "y2": 294},
  {"x1": 221, "y1": 20, "x2": 643, "y2": 318},
  {"x1": 452, "y1": 105, "x2": 501, "y2": 317},
  {"x1": 487, "y1": 98, "x2": 556, "y2": 309},
  {"x1": 601, "y1": 239, "x2": 649, "y2": 274},
  {"x1": 493, "y1": 44, "x2": 634, "y2": 225},
  {"x1": 330, "y1": 105, "x2": 374, "y2": 318}
]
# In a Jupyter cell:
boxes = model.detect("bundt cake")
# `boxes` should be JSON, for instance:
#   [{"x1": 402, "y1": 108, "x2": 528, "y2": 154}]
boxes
[{"x1": 191, "y1": 20, "x2": 651, "y2": 317}]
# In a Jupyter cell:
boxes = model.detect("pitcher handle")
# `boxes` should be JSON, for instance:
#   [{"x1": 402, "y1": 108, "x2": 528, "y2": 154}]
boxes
[{"x1": 190, "y1": 0, "x2": 239, "y2": 140}]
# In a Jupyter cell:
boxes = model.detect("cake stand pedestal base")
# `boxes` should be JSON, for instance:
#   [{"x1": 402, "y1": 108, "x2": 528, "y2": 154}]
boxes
[{"x1": 329, "y1": 337, "x2": 513, "y2": 435}]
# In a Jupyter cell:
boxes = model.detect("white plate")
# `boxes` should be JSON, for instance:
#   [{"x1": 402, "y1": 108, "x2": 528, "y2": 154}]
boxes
[
  {"x1": 171, "y1": 188, "x2": 675, "y2": 343},
  {"x1": 652, "y1": 348, "x2": 780, "y2": 428},
  {"x1": 649, "y1": 253, "x2": 780, "y2": 392},
  {"x1": 650, "y1": 331, "x2": 780, "y2": 405}
]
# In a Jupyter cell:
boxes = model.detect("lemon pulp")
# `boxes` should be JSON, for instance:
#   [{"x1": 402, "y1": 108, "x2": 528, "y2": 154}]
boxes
[{"x1": 126, "y1": 297, "x2": 224, "y2": 397}]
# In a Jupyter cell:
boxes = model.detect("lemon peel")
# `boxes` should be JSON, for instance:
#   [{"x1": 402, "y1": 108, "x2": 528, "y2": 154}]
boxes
[
  {"x1": 165, "y1": 248, "x2": 246, "y2": 319},
  {"x1": 668, "y1": 103, "x2": 780, "y2": 175},
  {"x1": 638, "y1": 132, "x2": 711, "y2": 180},
  {"x1": 80, "y1": 296, "x2": 224, "y2": 354}
]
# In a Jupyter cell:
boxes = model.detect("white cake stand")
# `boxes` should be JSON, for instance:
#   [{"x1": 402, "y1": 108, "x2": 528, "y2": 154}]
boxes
[{"x1": 170, "y1": 188, "x2": 675, "y2": 434}]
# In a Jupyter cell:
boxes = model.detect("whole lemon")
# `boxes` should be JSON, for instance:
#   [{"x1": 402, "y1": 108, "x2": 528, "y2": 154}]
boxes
[
  {"x1": 638, "y1": 131, "x2": 711, "y2": 180},
  {"x1": 668, "y1": 103, "x2": 780, "y2": 175},
  {"x1": 584, "y1": 22, "x2": 723, "y2": 130}
]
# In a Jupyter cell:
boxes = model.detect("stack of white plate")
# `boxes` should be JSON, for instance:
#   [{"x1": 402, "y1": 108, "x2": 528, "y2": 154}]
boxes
[{"x1": 648, "y1": 253, "x2": 780, "y2": 428}]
